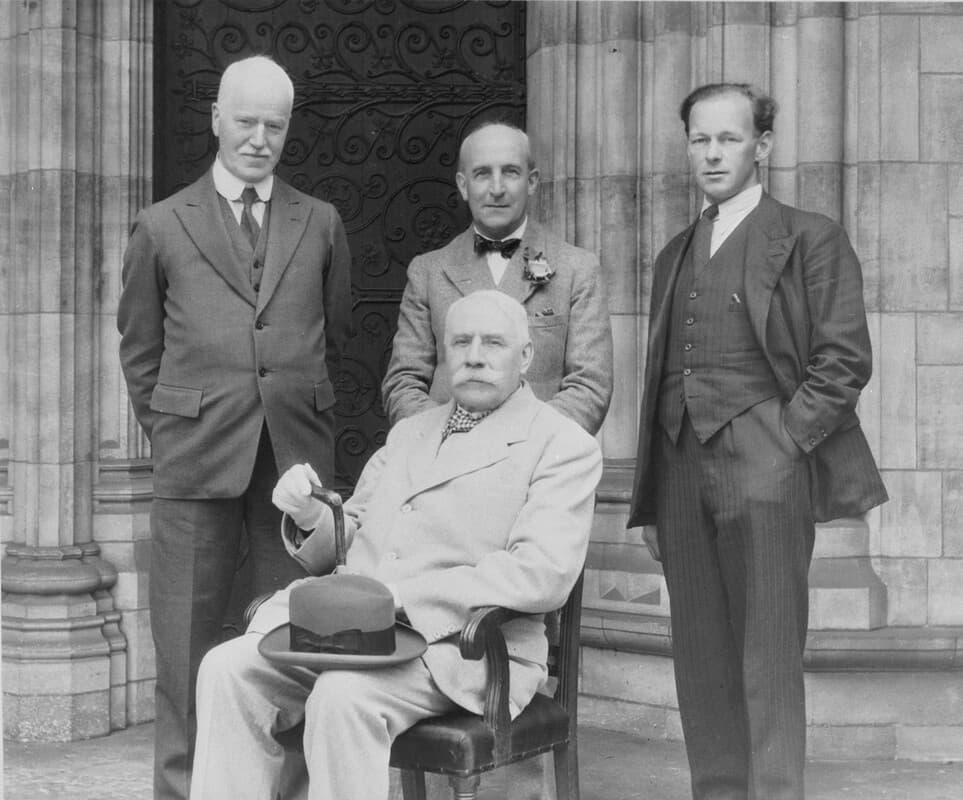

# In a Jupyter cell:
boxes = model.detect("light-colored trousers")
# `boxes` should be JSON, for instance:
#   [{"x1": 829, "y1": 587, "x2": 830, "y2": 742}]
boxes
[{"x1": 190, "y1": 633, "x2": 457, "y2": 800}]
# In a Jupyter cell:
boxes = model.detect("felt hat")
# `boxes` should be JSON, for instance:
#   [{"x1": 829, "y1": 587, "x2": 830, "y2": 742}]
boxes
[{"x1": 259, "y1": 574, "x2": 427, "y2": 670}]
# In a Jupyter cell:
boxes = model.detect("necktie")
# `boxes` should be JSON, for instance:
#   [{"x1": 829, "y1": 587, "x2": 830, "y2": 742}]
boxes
[
  {"x1": 239, "y1": 186, "x2": 260, "y2": 248},
  {"x1": 473, "y1": 233, "x2": 521, "y2": 259},
  {"x1": 691, "y1": 203, "x2": 718, "y2": 273},
  {"x1": 441, "y1": 405, "x2": 491, "y2": 441}
]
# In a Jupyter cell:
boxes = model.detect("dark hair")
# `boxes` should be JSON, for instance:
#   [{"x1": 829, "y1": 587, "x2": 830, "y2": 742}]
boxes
[{"x1": 679, "y1": 83, "x2": 777, "y2": 136}]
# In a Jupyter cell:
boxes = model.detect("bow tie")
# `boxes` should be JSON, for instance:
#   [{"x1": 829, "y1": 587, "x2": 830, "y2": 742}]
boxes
[
  {"x1": 441, "y1": 404, "x2": 491, "y2": 441},
  {"x1": 473, "y1": 233, "x2": 521, "y2": 259}
]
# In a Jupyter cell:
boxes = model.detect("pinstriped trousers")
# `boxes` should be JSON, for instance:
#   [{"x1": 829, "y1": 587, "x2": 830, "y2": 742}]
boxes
[{"x1": 655, "y1": 397, "x2": 815, "y2": 800}]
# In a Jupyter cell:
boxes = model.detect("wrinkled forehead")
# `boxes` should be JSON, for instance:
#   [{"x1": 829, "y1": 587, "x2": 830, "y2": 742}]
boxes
[{"x1": 459, "y1": 125, "x2": 530, "y2": 170}]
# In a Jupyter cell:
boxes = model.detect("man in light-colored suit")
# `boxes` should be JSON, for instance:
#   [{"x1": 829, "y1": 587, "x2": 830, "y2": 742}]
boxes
[
  {"x1": 627, "y1": 84, "x2": 887, "y2": 799},
  {"x1": 118, "y1": 56, "x2": 352, "y2": 800},
  {"x1": 381, "y1": 122, "x2": 613, "y2": 435},
  {"x1": 189, "y1": 291, "x2": 602, "y2": 800}
]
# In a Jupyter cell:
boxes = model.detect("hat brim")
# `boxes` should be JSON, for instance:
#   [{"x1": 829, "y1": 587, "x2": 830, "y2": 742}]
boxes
[{"x1": 258, "y1": 622, "x2": 428, "y2": 671}]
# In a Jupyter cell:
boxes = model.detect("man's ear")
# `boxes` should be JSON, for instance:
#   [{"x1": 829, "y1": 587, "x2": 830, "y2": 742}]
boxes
[
  {"x1": 211, "y1": 103, "x2": 221, "y2": 138},
  {"x1": 519, "y1": 341, "x2": 534, "y2": 374},
  {"x1": 455, "y1": 171, "x2": 469, "y2": 202},
  {"x1": 527, "y1": 168, "x2": 540, "y2": 196},
  {"x1": 755, "y1": 130, "x2": 773, "y2": 163}
]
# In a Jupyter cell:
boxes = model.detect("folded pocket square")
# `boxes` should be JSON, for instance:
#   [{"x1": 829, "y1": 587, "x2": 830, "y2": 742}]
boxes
[{"x1": 533, "y1": 308, "x2": 555, "y2": 317}]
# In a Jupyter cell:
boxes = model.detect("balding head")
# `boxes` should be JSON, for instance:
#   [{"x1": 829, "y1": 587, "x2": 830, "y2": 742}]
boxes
[
  {"x1": 444, "y1": 291, "x2": 533, "y2": 412},
  {"x1": 212, "y1": 56, "x2": 294, "y2": 183}
]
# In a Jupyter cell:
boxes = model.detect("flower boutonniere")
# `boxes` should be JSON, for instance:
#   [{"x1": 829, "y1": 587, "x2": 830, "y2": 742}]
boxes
[{"x1": 522, "y1": 247, "x2": 555, "y2": 286}]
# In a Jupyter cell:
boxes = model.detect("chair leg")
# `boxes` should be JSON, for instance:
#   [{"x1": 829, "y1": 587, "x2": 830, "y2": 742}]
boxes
[
  {"x1": 400, "y1": 768, "x2": 428, "y2": 800},
  {"x1": 448, "y1": 774, "x2": 481, "y2": 800},
  {"x1": 553, "y1": 742, "x2": 580, "y2": 800}
]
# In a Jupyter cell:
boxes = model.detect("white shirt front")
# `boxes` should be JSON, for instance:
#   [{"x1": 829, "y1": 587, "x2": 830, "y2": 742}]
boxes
[
  {"x1": 702, "y1": 183, "x2": 763, "y2": 257},
  {"x1": 212, "y1": 155, "x2": 273, "y2": 226},
  {"x1": 474, "y1": 218, "x2": 527, "y2": 285}
]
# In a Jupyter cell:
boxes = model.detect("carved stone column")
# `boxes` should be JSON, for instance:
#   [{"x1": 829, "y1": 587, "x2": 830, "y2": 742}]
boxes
[{"x1": 1, "y1": 0, "x2": 152, "y2": 742}]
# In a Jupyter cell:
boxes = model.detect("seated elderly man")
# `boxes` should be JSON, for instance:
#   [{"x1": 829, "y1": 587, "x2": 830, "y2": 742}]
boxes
[{"x1": 189, "y1": 290, "x2": 603, "y2": 800}]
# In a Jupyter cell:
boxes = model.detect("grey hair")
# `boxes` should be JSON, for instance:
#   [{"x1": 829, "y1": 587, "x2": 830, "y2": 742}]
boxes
[
  {"x1": 445, "y1": 290, "x2": 531, "y2": 346},
  {"x1": 217, "y1": 56, "x2": 295, "y2": 108}
]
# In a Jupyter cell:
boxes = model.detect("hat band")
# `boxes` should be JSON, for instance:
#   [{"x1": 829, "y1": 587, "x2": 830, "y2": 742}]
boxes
[{"x1": 290, "y1": 624, "x2": 395, "y2": 655}]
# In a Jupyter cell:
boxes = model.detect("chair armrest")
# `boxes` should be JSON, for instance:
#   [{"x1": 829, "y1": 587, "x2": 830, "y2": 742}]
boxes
[
  {"x1": 458, "y1": 605, "x2": 528, "y2": 761},
  {"x1": 243, "y1": 592, "x2": 276, "y2": 629}
]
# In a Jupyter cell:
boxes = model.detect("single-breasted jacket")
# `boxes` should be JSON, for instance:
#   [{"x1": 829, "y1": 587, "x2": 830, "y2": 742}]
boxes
[
  {"x1": 381, "y1": 222, "x2": 613, "y2": 434},
  {"x1": 118, "y1": 170, "x2": 353, "y2": 498},
  {"x1": 628, "y1": 193, "x2": 887, "y2": 527},
  {"x1": 249, "y1": 384, "x2": 603, "y2": 717}
]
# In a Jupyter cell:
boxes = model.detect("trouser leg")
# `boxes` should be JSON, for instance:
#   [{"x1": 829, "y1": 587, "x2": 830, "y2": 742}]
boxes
[
  {"x1": 716, "y1": 399, "x2": 814, "y2": 800},
  {"x1": 245, "y1": 425, "x2": 310, "y2": 595},
  {"x1": 150, "y1": 497, "x2": 242, "y2": 800},
  {"x1": 303, "y1": 660, "x2": 457, "y2": 800},
  {"x1": 656, "y1": 421, "x2": 749, "y2": 800},
  {"x1": 190, "y1": 633, "x2": 317, "y2": 800}
]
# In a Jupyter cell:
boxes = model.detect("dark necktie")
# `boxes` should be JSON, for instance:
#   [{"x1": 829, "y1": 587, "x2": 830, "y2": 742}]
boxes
[
  {"x1": 239, "y1": 186, "x2": 260, "y2": 248},
  {"x1": 441, "y1": 405, "x2": 491, "y2": 441},
  {"x1": 691, "y1": 203, "x2": 718, "y2": 273},
  {"x1": 473, "y1": 232, "x2": 521, "y2": 259}
]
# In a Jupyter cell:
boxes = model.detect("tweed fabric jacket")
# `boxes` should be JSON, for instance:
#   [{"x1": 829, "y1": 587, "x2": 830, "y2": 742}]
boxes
[{"x1": 381, "y1": 222, "x2": 613, "y2": 435}]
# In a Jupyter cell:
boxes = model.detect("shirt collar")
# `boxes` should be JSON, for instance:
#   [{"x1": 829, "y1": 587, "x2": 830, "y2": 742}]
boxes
[
  {"x1": 472, "y1": 217, "x2": 527, "y2": 244},
  {"x1": 212, "y1": 155, "x2": 274, "y2": 203},
  {"x1": 702, "y1": 183, "x2": 762, "y2": 221}
]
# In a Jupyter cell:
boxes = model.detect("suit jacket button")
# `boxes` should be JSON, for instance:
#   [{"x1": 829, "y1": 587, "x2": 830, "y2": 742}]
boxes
[
  {"x1": 253, "y1": 283, "x2": 261, "y2": 292},
  {"x1": 255, "y1": 321, "x2": 264, "y2": 330},
  {"x1": 259, "y1": 367, "x2": 268, "y2": 377}
]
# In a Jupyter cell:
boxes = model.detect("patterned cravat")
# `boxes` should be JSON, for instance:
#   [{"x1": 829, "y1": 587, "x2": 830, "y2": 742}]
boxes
[
  {"x1": 441, "y1": 404, "x2": 492, "y2": 441},
  {"x1": 691, "y1": 203, "x2": 718, "y2": 273},
  {"x1": 239, "y1": 186, "x2": 261, "y2": 248},
  {"x1": 473, "y1": 232, "x2": 521, "y2": 259}
]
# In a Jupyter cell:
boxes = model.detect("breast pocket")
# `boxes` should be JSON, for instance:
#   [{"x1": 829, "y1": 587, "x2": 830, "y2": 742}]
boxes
[
  {"x1": 149, "y1": 384, "x2": 203, "y2": 418},
  {"x1": 527, "y1": 314, "x2": 568, "y2": 375}
]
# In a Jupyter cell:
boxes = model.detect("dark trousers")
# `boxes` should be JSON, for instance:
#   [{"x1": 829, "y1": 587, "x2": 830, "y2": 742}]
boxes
[
  {"x1": 655, "y1": 397, "x2": 815, "y2": 800},
  {"x1": 149, "y1": 425, "x2": 310, "y2": 800}
]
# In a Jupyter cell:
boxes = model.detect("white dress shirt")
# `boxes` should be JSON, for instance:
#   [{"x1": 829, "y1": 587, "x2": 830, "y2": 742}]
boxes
[
  {"x1": 212, "y1": 155, "x2": 273, "y2": 226},
  {"x1": 702, "y1": 183, "x2": 763, "y2": 257},
  {"x1": 474, "y1": 218, "x2": 527, "y2": 285}
]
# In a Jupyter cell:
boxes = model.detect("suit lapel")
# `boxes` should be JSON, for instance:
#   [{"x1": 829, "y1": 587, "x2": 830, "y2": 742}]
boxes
[
  {"x1": 257, "y1": 178, "x2": 311, "y2": 311},
  {"x1": 742, "y1": 194, "x2": 796, "y2": 346},
  {"x1": 648, "y1": 225, "x2": 695, "y2": 357},
  {"x1": 442, "y1": 230, "x2": 493, "y2": 296},
  {"x1": 404, "y1": 386, "x2": 536, "y2": 500},
  {"x1": 173, "y1": 171, "x2": 258, "y2": 307},
  {"x1": 495, "y1": 221, "x2": 544, "y2": 305}
]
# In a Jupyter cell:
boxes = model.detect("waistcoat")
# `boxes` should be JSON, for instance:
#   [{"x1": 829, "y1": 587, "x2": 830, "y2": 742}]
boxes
[
  {"x1": 657, "y1": 216, "x2": 779, "y2": 443},
  {"x1": 217, "y1": 194, "x2": 271, "y2": 289}
]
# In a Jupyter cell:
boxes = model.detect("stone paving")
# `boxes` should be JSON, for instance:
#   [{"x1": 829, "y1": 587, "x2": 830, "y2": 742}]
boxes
[{"x1": 5, "y1": 723, "x2": 963, "y2": 799}]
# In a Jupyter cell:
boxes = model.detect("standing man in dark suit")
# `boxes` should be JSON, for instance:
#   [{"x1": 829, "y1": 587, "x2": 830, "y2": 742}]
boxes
[
  {"x1": 627, "y1": 83, "x2": 887, "y2": 799},
  {"x1": 118, "y1": 55, "x2": 352, "y2": 800},
  {"x1": 381, "y1": 122, "x2": 613, "y2": 435}
]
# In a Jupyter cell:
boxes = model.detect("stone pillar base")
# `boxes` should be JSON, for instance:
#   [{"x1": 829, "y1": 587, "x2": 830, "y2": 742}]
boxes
[{"x1": 2, "y1": 544, "x2": 127, "y2": 742}]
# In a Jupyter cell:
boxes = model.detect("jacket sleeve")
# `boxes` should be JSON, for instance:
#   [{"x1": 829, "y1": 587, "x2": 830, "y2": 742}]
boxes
[
  {"x1": 782, "y1": 221, "x2": 873, "y2": 453},
  {"x1": 548, "y1": 252, "x2": 613, "y2": 435},
  {"x1": 321, "y1": 204, "x2": 354, "y2": 374},
  {"x1": 394, "y1": 422, "x2": 602, "y2": 644},
  {"x1": 380, "y1": 256, "x2": 440, "y2": 425},
  {"x1": 117, "y1": 211, "x2": 166, "y2": 440}
]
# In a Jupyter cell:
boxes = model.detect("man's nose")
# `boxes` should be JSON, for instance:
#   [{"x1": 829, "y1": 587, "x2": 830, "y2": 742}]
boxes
[
  {"x1": 249, "y1": 123, "x2": 267, "y2": 148},
  {"x1": 489, "y1": 172, "x2": 505, "y2": 196},
  {"x1": 705, "y1": 139, "x2": 722, "y2": 160},
  {"x1": 466, "y1": 338, "x2": 485, "y2": 364}
]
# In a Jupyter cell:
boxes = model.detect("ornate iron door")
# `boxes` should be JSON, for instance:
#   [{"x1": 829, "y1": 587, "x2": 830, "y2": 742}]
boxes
[{"x1": 154, "y1": 0, "x2": 526, "y2": 488}]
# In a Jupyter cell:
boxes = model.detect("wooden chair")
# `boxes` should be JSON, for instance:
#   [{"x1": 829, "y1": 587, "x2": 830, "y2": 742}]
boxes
[
  {"x1": 244, "y1": 487, "x2": 584, "y2": 800},
  {"x1": 390, "y1": 573, "x2": 584, "y2": 800}
]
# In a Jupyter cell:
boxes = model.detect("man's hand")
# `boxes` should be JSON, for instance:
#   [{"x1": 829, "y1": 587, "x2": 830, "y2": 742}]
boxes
[
  {"x1": 642, "y1": 526, "x2": 661, "y2": 562},
  {"x1": 272, "y1": 463, "x2": 325, "y2": 531}
]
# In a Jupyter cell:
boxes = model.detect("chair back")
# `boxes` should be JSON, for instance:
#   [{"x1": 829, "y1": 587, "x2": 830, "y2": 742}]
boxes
[{"x1": 548, "y1": 571, "x2": 584, "y2": 722}]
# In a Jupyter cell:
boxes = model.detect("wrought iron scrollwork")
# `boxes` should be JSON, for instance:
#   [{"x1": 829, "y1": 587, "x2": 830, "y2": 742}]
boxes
[{"x1": 154, "y1": 0, "x2": 525, "y2": 485}]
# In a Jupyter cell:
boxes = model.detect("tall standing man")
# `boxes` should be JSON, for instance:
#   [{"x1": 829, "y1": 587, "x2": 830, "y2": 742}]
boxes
[
  {"x1": 381, "y1": 121, "x2": 613, "y2": 436},
  {"x1": 118, "y1": 56, "x2": 352, "y2": 800},
  {"x1": 627, "y1": 83, "x2": 887, "y2": 799}
]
